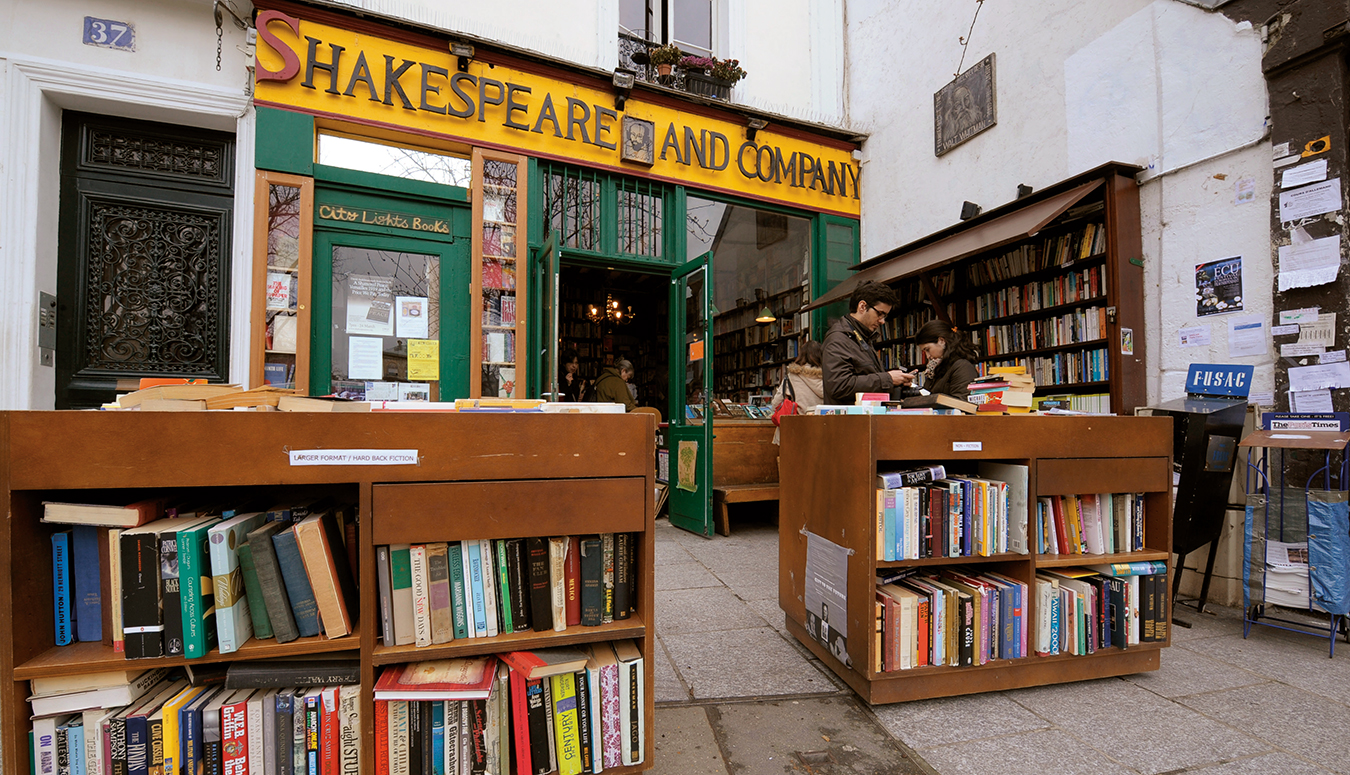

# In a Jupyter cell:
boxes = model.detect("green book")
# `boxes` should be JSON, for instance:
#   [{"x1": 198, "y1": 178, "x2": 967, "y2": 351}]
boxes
[
  {"x1": 178, "y1": 520, "x2": 219, "y2": 659},
  {"x1": 390, "y1": 544, "x2": 414, "y2": 647},
  {"x1": 235, "y1": 542, "x2": 274, "y2": 640},
  {"x1": 447, "y1": 541, "x2": 469, "y2": 640},
  {"x1": 496, "y1": 539, "x2": 514, "y2": 635}
]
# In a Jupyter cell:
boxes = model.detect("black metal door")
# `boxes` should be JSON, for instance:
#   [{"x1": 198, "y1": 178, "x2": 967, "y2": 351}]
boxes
[{"x1": 56, "y1": 112, "x2": 235, "y2": 408}]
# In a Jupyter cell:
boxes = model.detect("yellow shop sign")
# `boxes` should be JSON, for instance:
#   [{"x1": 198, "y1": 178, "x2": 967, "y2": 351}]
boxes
[{"x1": 254, "y1": 11, "x2": 860, "y2": 217}]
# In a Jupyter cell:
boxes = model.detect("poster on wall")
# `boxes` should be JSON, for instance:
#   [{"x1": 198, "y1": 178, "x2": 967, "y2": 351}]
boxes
[
  {"x1": 804, "y1": 531, "x2": 851, "y2": 667},
  {"x1": 346, "y1": 275, "x2": 396, "y2": 336},
  {"x1": 934, "y1": 53, "x2": 997, "y2": 157},
  {"x1": 1195, "y1": 257, "x2": 1243, "y2": 316}
]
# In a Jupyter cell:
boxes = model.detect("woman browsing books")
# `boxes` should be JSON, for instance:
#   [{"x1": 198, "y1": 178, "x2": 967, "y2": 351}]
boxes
[
  {"x1": 769, "y1": 340, "x2": 825, "y2": 444},
  {"x1": 914, "y1": 320, "x2": 980, "y2": 401}
]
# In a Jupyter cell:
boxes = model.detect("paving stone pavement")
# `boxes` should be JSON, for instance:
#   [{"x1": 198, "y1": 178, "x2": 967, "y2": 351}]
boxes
[{"x1": 650, "y1": 514, "x2": 1349, "y2": 775}]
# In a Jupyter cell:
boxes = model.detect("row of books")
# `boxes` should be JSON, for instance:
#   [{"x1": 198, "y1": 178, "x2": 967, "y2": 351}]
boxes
[
  {"x1": 32, "y1": 673, "x2": 361, "y2": 775},
  {"x1": 965, "y1": 265, "x2": 1108, "y2": 324},
  {"x1": 980, "y1": 305, "x2": 1108, "y2": 357},
  {"x1": 375, "y1": 535, "x2": 639, "y2": 648},
  {"x1": 874, "y1": 463, "x2": 1031, "y2": 560},
  {"x1": 1036, "y1": 564, "x2": 1170, "y2": 655},
  {"x1": 982, "y1": 346, "x2": 1110, "y2": 386},
  {"x1": 874, "y1": 567, "x2": 1030, "y2": 671},
  {"x1": 1037, "y1": 493, "x2": 1146, "y2": 555},
  {"x1": 373, "y1": 643, "x2": 645, "y2": 775},
  {"x1": 965, "y1": 219, "x2": 1108, "y2": 287},
  {"x1": 45, "y1": 497, "x2": 357, "y2": 659}
]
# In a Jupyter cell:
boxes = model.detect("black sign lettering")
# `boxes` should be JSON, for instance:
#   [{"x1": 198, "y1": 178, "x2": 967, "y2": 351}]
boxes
[
  {"x1": 342, "y1": 51, "x2": 379, "y2": 100},
  {"x1": 382, "y1": 55, "x2": 416, "y2": 109},
  {"x1": 446, "y1": 72, "x2": 476, "y2": 118},
  {"x1": 303, "y1": 37, "x2": 344, "y2": 94},
  {"x1": 420, "y1": 63, "x2": 448, "y2": 114},
  {"x1": 504, "y1": 84, "x2": 532, "y2": 130}
]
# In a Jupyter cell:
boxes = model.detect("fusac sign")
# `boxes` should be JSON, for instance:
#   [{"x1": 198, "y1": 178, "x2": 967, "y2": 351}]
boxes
[
  {"x1": 1186, "y1": 363, "x2": 1254, "y2": 398},
  {"x1": 253, "y1": 11, "x2": 861, "y2": 216}
]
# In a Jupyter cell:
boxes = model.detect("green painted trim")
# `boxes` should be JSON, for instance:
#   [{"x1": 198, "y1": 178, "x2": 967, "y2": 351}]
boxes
[
  {"x1": 812, "y1": 213, "x2": 859, "y2": 339},
  {"x1": 255, "y1": 106, "x2": 314, "y2": 176},
  {"x1": 600, "y1": 177, "x2": 619, "y2": 255},
  {"x1": 527, "y1": 157, "x2": 543, "y2": 246},
  {"x1": 310, "y1": 232, "x2": 333, "y2": 393}
]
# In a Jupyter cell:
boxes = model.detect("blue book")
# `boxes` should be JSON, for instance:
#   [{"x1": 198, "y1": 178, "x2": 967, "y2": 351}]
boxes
[
  {"x1": 126, "y1": 713, "x2": 149, "y2": 775},
  {"x1": 431, "y1": 701, "x2": 445, "y2": 775},
  {"x1": 67, "y1": 721, "x2": 85, "y2": 775},
  {"x1": 52, "y1": 531, "x2": 75, "y2": 646},
  {"x1": 275, "y1": 690, "x2": 295, "y2": 775},
  {"x1": 72, "y1": 526, "x2": 102, "y2": 643},
  {"x1": 467, "y1": 541, "x2": 488, "y2": 638},
  {"x1": 881, "y1": 489, "x2": 896, "y2": 562},
  {"x1": 180, "y1": 686, "x2": 220, "y2": 775},
  {"x1": 271, "y1": 529, "x2": 322, "y2": 637}
]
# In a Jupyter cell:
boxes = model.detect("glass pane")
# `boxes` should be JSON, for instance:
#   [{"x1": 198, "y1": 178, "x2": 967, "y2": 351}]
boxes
[
  {"x1": 620, "y1": 0, "x2": 649, "y2": 36},
  {"x1": 684, "y1": 266, "x2": 708, "y2": 413},
  {"x1": 263, "y1": 183, "x2": 302, "y2": 387},
  {"x1": 617, "y1": 179, "x2": 664, "y2": 258},
  {"x1": 330, "y1": 247, "x2": 441, "y2": 400},
  {"x1": 672, "y1": 0, "x2": 713, "y2": 54},
  {"x1": 543, "y1": 164, "x2": 600, "y2": 252},
  {"x1": 318, "y1": 133, "x2": 471, "y2": 187}
]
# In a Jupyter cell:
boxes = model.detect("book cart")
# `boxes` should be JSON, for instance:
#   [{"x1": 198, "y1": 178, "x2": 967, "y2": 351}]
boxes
[
  {"x1": 1240, "y1": 426, "x2": 1350, "y2": 656},
  {"x1": 778, "y1": 414, "x2": 1173, "y2": 703},
  {"x1": 0, "y1": 411, "x2": 656, "y2": 774}
]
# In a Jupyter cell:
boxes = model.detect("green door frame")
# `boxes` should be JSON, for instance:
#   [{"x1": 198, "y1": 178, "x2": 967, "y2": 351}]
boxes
[{"x1": 666, "y1": 251, "x2": 715, "y2": 537}]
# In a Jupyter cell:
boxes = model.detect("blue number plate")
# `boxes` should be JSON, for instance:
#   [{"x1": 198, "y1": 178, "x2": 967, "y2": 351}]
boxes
[{"x1": 83, "y1": 17, "x2": 136, "y2": 51}]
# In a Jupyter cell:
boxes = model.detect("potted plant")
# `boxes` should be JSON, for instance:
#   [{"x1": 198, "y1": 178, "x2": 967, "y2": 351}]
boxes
[
  {"x1": 681, "y1": 56, "x2": 746, "y2": 100},
  {"x1": 648, "y1": 43, "x2": 683, "y2": 77}
]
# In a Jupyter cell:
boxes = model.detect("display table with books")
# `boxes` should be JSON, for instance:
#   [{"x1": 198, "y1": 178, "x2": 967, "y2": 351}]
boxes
[
  {"x1": 778, "y1": 413, "x2": 1173, "y2": 704},
  {"x1": 1, "y1": 410, "x2": 655, "y2": 775}
]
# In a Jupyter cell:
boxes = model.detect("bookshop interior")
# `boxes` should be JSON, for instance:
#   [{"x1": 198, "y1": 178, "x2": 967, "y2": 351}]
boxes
[{"x1": 10, "y1": 5, "x2": 1348, "y2": 775}]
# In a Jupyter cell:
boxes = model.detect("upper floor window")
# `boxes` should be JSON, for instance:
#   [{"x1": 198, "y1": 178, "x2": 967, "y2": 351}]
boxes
[{"x1": 620, "y1": 0, "x2": 718, "y2": 57}]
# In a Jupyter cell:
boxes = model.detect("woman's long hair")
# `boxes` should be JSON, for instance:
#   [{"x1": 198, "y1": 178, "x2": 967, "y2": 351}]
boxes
[
  {"x1": 796, "y1": 340, "x2": 822, "y2": 367},
  {"x1": 914, "y1": 319, "x2": 980, "y2": 364}
]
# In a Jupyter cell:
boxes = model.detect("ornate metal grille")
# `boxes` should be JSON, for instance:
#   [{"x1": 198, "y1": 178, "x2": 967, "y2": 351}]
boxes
[
  {"x1": 618, "y1": 31, "x2": 686, "y2": 90},
  {"x1": 82, "y1": 200, "x2": 223, "y2": 373},
  {"x1": 86, "y1": 129, "x2": 229, "y2": 185}
]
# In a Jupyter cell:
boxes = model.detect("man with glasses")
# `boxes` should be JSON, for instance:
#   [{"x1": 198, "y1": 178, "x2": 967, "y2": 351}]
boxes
[{"x1": 821, "y1": 280, "x2": 916, "y2": 405}]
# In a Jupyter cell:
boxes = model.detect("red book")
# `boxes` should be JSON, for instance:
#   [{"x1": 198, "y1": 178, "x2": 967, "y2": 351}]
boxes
[
  {"x1": 221, "y1": 689, "x2": 252, "y2": 775},
  {"x1": 878, "y1": 592, "x2": 898, "y2": 672},
  {"x1": 565, "y1": 535, "x2": 582, "y2": 627},
  {"x1": 374, "y1": 701, "x2": 390, "y2": 775},
  {"x1": 373, "y1": 657, "x2": 497, "y2": 701},
  {"x1": 498, "y1": 647, "x2": 589, "y2": 680},
  {"x1": 320, "y1": 687, "x2": 339, "y2": 775},
  {"x1": 915, "y1": 597, "x2": 930, "y2": 667},
  {"x1": 509, "y1": 667, "x2": 534, "y2": 775},
  {"x1": 1052, "y1": 497, "x2": 1070, "y2": 555}
]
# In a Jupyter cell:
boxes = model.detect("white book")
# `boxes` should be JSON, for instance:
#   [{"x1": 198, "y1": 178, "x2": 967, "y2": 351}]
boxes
[
  {"x1": 1101, "y1": 493, "x2": 1115, "y2": 554},
  {"x1": 31, "y1": 670, "x2": 150, "y2": 699},
  {"x1": 612, "y1": 640, "x2": 645, "y2": 766},
  {"x1": 443, "y1": 700, "x2": 460, "y2": 775},
  {"x1": 410, "y1": 545, "x2": 432, "y2": 647},
  {"x1": 389, "y1": 700, "x2": 410, "y2": 775},
  {"x1": 459, "y1": 542, "x2": 480, "y2": 639},
  {"x1": 208, "y1": 511, "x2": 268, "y2": 653},
  {"x1": 478, "y1": 539, "x2": 499, "y2": 638},
  {"x1": 339, "y1": 684, "x2": 362, "y2": 775},
  {"x1": 247, "y1": 690, "x2": 266, "y2": 775},
  {"x1": 28, "y1": 667, "x2": 170, "y2": 717},
  {"x1": 260, "y1": 688, "x2": 279, "y2": 775},
  {"x1": 390, "y1": 543, "x2": 416, "y2": 647},
  {"x1": 1128, "y1": 575, "x2": 1141, "y2": 645},
  {"x1": 33, "y1": 714, "x2": 76, "y2": 775},
  {"x1": 1081, "y1": 495, "x2": 1106, "y2": 555}
]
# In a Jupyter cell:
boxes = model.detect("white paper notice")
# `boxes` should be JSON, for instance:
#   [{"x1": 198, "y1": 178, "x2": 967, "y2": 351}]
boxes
[
  {"x1": 289, "y1": 449, "x2": 419, "y2": 466},
  {"x1": 1280, "y1": 178, "x2": 1341, "y2": 222},
  {"x1": 1299, "y1": 313, "x2": 1337, "y2": 347},
  {"x1": 1271, "y1": 324, "x2": 1301, "y2": 336},
  {"x1": 1179, "y1": 325, "x2": 1212, "y2": 347},
  {"x1": 1290, "y1": 389, "x2": 1335, "y2": 413},
  {"x1": 1281, "y1": 343, "x2": 1326, "y2": 357},
  {"x1": 1248, "y1": 392, "x2": 1275, "y2": 406},
  {"x1": 1234, "y1": 178, "x2": 1257, "y2": 205},
  {"x1": 1273, "y1": 142, "x2": 1291, "y2": 159},
  {"x1": 1323, "y1": 350, "x2": 1348, "y2": 364},
  {"x1": 1281, "y1": 158, "x2": 1329, "y2": 188},
  {"x1": 1278, "y1": 235, "x2": 1341, "y2": 290},
  {"x1": 1227, "y1": 315, "x2": 1267, "y2": 358},
  {"x1": 347, "y1": 335, "x2": 384, "y2": 380},
  {"x1": 1288, "y1": 361, "x2": 1350, "y2": 391},
  {"x1": 395, "y1": 295, "x2": 429, "y2": 339},
  {"x1": 1279, "y1": 307, "x2": 1321, "y2": 325}
]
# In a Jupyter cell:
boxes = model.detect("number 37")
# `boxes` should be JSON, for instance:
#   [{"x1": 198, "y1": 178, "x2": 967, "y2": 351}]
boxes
[{"x1": 85, "y1": 17, "x2": 133, "y2": 49}]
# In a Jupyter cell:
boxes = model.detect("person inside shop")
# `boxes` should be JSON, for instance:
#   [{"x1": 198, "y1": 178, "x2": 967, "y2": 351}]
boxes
[
  {"x1": 913, "y1": 319, "x2": 980, "y2": 401},
  {"x1": 769, "y1": 340, "x2": 824, "y2": 443},
  {"x1": 593, "y1": 358, "x2": 637, "y2": 411},
  {"x1": 559, "y1": 349, "x2": 587, "y2": 402},
  {"x1": 822, "y1": 280, "x2": 915, "y2": 405}
]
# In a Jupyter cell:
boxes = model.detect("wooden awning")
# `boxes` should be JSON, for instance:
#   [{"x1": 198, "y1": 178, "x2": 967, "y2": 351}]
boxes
[{"x1": 804, "y1": 179, "x2": 1103, "y2": 311}]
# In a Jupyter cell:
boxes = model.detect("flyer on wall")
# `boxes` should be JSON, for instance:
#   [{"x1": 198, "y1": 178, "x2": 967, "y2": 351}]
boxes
[
  {"x1": 1195, "y1": 256, "x2": 1243, "y2": 316},
  {"x1": 804, "y1": 531, "x2": 851, "y2": 667}
]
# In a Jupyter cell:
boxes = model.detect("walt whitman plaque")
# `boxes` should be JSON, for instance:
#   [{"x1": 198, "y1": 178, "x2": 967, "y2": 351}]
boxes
[{"x1": 934, "y1": 53, "x2": 996, "y2": 156}]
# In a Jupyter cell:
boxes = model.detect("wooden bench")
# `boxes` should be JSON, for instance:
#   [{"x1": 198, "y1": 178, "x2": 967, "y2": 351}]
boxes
[{"x1": 711, "y1": 419, "x2": 780, "y2": 536}]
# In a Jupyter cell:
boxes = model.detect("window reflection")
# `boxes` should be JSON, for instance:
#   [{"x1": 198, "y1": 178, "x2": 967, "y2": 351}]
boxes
[{"x1": 318, "y1": 133, "x2": 472, "y2": 187}]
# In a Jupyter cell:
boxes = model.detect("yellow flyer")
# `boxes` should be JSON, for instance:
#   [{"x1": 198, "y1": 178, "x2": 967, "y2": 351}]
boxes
[{"x1": 408, "y1": 338, "x2": 440, "y2": 380}]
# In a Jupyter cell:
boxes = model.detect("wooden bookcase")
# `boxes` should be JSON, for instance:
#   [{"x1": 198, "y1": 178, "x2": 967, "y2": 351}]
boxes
[
  {"x1": 0, "y1": 411, "x2": 655, "y2": 774},
  {"x1": 871, "y1": 163, "x2": 1145, "y2": 414},
  {"x1": 471, "y1": 149, "x2": 529, "y2": 399},
  {"x1": 250, "y1": 169, "x2": 314, "y2": 392},
  {"x1": 778, "y1": 414, "x2": 1172, "y2": 704},
  {"x1": 712, "y1": 284, "x2": 810, "y2": 403}
]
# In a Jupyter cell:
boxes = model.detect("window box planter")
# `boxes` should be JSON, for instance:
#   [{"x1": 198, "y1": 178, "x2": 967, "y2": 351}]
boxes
[{"x1": 683, "y1": 70, "x2": 734, "y2": 100}]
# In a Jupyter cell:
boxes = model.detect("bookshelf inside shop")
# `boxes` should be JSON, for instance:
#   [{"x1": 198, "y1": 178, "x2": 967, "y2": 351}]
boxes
[
  {"x1": 559, "y1": 270, "x2": 670, "y2": 412},
  {"x1": 250, "y1": 170, "x2": 314, "y2": 392},
  {"x1": 779, "y1": 414, "x2": 1172, "y2": 704},
  {"x1": 712, "y1": 284, "x2": 811, "y2": 405},
  {"x1": 873, "y1": 164, "x2": 1144, "y2": 415},
  {"x1": 472, "y1": 149, "x2": 529, "y2": 399},
  {"x1": 0, "y1": 411, "x2": 656, "y2": 775}
]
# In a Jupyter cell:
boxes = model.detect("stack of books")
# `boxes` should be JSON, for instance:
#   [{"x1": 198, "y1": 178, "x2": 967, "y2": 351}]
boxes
[
  {"x1": 42, "y1": 497, "x2": 360, "y2": 661},
  {"x1": 373, "y1": 643, "x2": 645, "y2": 775},
  {"x1": 968, "y1": 366, "x2": 1036, "y2": 413}
]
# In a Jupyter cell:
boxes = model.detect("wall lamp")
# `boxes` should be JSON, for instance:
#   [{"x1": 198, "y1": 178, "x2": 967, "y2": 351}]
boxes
[
  {"x1": 746, "y1": 117, "x2": 769, "y2": 142},
  {"x1": 450, "y1": 42, "x2": 475, "y2": 72},
  {"x1": 613, "y1": 69, "x2": 636, "y2": 111}
]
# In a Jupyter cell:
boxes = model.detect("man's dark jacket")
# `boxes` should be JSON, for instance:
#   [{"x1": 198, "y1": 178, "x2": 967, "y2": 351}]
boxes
[{"x1": 822, "y1": 315, "x2": 898, "y2": 405}]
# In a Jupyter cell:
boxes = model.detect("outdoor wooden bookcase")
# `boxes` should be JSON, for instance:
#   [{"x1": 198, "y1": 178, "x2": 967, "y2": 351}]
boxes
[
  {"x1": 778, "y1": 414, "x2": 1173, "y2": 704},
  {"x1": 0, "y1": 411, "x2": 656, "y2": 775}
]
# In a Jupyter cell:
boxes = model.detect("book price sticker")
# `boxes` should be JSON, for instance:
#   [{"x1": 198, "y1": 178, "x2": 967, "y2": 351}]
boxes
[
  {"x1": 952, "y1": 441, "x2": 983, "y2": 452},
  {"x1": 289, "y1": 449, "x2": 419, "y2": 466}
]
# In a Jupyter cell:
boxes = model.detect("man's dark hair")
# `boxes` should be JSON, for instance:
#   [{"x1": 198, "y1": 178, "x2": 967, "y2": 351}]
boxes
[
  {"x1": 562, "y1": 349, "x2": 579, "y2": 363},
  {"x1": 849, "y1": 280, "x2": 898, "y2": 313}
]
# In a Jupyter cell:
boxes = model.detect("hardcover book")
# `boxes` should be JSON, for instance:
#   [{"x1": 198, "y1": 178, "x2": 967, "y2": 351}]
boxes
[
  {"x1": 504, "y1": 538, "x2": 531, "y2": 633},
  {"x1": 375, "y1": 545, "x2": 396, "y2": 646},
  {"x1": 72, "y1": 524, "x2": 103, "y2": 643},
  {"x1": 613, "y1": 533, "x2": 633, "y2": 621},
  {"x1": 43, "y1": 498, "x2": 168, "y2": 529},
  {"x1": 478, "y1": 538, "x2": 500, "y2": 638},
  {"x1": 53, "y1": 530, "x2": 75, "y2": 646},
  {"x1": 466, "y1": 541, "x2": 488, "y2": 638},
  {"x1": 224, "y1": 658, "x2": 360, "y2": 689},
  {"x1": 373, "y1": 657, "x2": 498, "y2": 701},
  {"x1": 208, "y1": 512, "x2": 268, "y2": 653},
  {"x1": 293, "y1": 510, "x2": 360, "y2": 639},
  {"x1": 495, "y1": 539, "x2": 515, "y2": 635},
  {"x1": 498, "y1": 648, "x2": 591, "y2": 680},
  {"x1": 447, "y1": 542, "x2": 470, "y2": 640},
  {"x1": 587, "y1": 643, "x2": 622, "y2": 770},
  {"x1": 548, "y1": 537, "x2": 568, "y2": 633},
  {"x1": 410, "y1": 545, "x2": 432, "y2": 647},
  {"x1": 564, "y1": 536, "x2": 582, "y2": 628},
  {"x1": 159, "y1": 518, "x2": 219, "y2": 657},
  {"x1": 611, "y1": 639, "x2": 645, "y2": 766},
  {"x1": 270, "y1": 528, "x2": 322, "y2": 639},
  {"x1": 120, "y1": 518, "x2": 186, "y2": 660},
  {"x1": 578, "y1": 537, "x2": 603, "y2": 626},
  {"x1": 526, "y1": 537, "x2": 553, "y2": 632},
  {"x1": 426, "y1": 543, "x2": 454, "y2": 644},
  {"x1": 245, "y1": 521, "x2": 299, "y2": 645},
  {"x1": 389, "y1": 544, "x2": 416, "y2": 646},
  {"x1": 549, "y1": 673, "x2": 582, "y2": 775}
]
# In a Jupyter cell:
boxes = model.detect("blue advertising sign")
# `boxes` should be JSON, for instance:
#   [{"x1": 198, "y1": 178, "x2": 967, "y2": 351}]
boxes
[
  {"x1": 1186, "y1": 363, "x2": 1254, "y2": 398},
  {"x1": 83, "y1": 17, "x2": 136, "y2": 51}
]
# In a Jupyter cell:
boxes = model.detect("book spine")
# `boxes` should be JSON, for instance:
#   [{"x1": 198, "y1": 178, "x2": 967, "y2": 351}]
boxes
[
  {"x1": 612, "y1": 534, "x2": 632, "y2": 621},
  {"x1": 179, "y1": 528, "x2": 212, "y2": 658},
  {"x1": 444, "y1": 701, "x2": 461, "y2": 775},
  {"x1": 53, "y1": 531, "x2": 75, "y2": 646},
  {"x1": 601, "y1": 534, "x2": 615, "y2": 625},
  {"x1": 201, "y1": 706, "x2": 222, "y2": 775},
  {"x1": 478, "y1": 539, "x2": 499, "y2": 638},
  {"x1": 430, "y1": 702, "x2": 445, "y2": 775},
  {"x1": 548, "y1": 538, "x2": 568, "y2": 633},
  {"x1": 524, "y1": 679, "x2": 551, "y2": 775},
  {"x1": 469, "y1": 700, "x2": 487, "y2": 775},
  {"x1": 72, "y1": 525, "x2": 102, "y2": 643},
  {"x1": 276, "y1": 692, "x2": 294, "y2": 775},
  {"x1": 34, "y1": 716, "x2": 58, "y2": 775},
  {"x1": 224, "y1": 661, "x2": 360, "y2": 689},
  {"x1": 410, "y1": 545, "x2": 432, "y2": 648},
  {"x1": 526, "y1": 537, "x2": 553, "y2": 633},
  {"x1": 446, "y1": 543, "x2": 469, "y2": 640},
  {"x1": 235, "y1": 543, "x2": 274, "y2": 640},
  {"x1": 374, "y1": 701, "x2": 388, "y2": 775},
  {"x1": 550, "y1": 674, "x2": 581, "y2": 775},
  {"x1": 427, "y1": 544, "x2": 453, "y2": 645},
  {"x1": 505, "y1": 539, "x2": 531, "y2": 633},
  {"x1": 247, "y1": 696, "x2": 265, "y2": 775},
  {"x1": 262, "y1": 694, "x2": 278, "y2": 775},
  {"x1": 291, "y1": 691, "x2": 307, "y2": 775},
  {"x1": 271, "y1": 531, "x2": 321, "y2": 638},
  {"x1": 388, "y1": 702, "x2": 408, "y2": 775},
  {"x1": 618, "y1": 658, "x2": 641, "y2": 766},
  {"x1": 121, "y1": 532, "x2": 163, "y2": 659},
  {"x1": 564, "y1": 536, "x2": 582, "y2": 628},
  {"x1": 466, "y1": 542, "x2": 488, "y2": 638},
  {"x1": 579, "y1": 537, "x2": 603, "y2": 627},
  {"x1": 146, "y1": 717, "x2": 163, "y2": 775},
  {"x1": 221, "y1": 699, "x2": 249, "y2": 775},
  {"x1": 599, "y1": 664, "x2": 621, "y2": 769},
  {"x1": 320, "y1": 689, "x2": 338, "y2": 775},
  {"x1": 212, "y1": 521, "x2": 257, "y2": 655},
  {"x1": 572, "y1": 669, "x2": 593, "y2": 773},
  {"x1": 495, "y1": 540, "x2": 514, "y2": 635},
  {"x1": 109, "y1": 529, "x2": 124, "y2": 653},
  {"x1": 508, "y1": 673, "x2": 531, "y2": 775},
  {"x1": 159, "y1": 531, "x2": 189, "y2": 657},
  {"x1": 390, "y1": 545, "x2": 416, "y2": 646},
  {"x1": 376, "y1": 546, "x2": 396, "y2": 646},
  {"x1": 294, "y1": 514, "x2": 354, "y2": 640}
]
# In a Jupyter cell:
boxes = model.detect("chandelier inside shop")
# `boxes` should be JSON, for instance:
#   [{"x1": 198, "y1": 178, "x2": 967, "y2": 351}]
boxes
[{"x1": 587, "y1": 293, "x2": 634, "y2": 325}]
